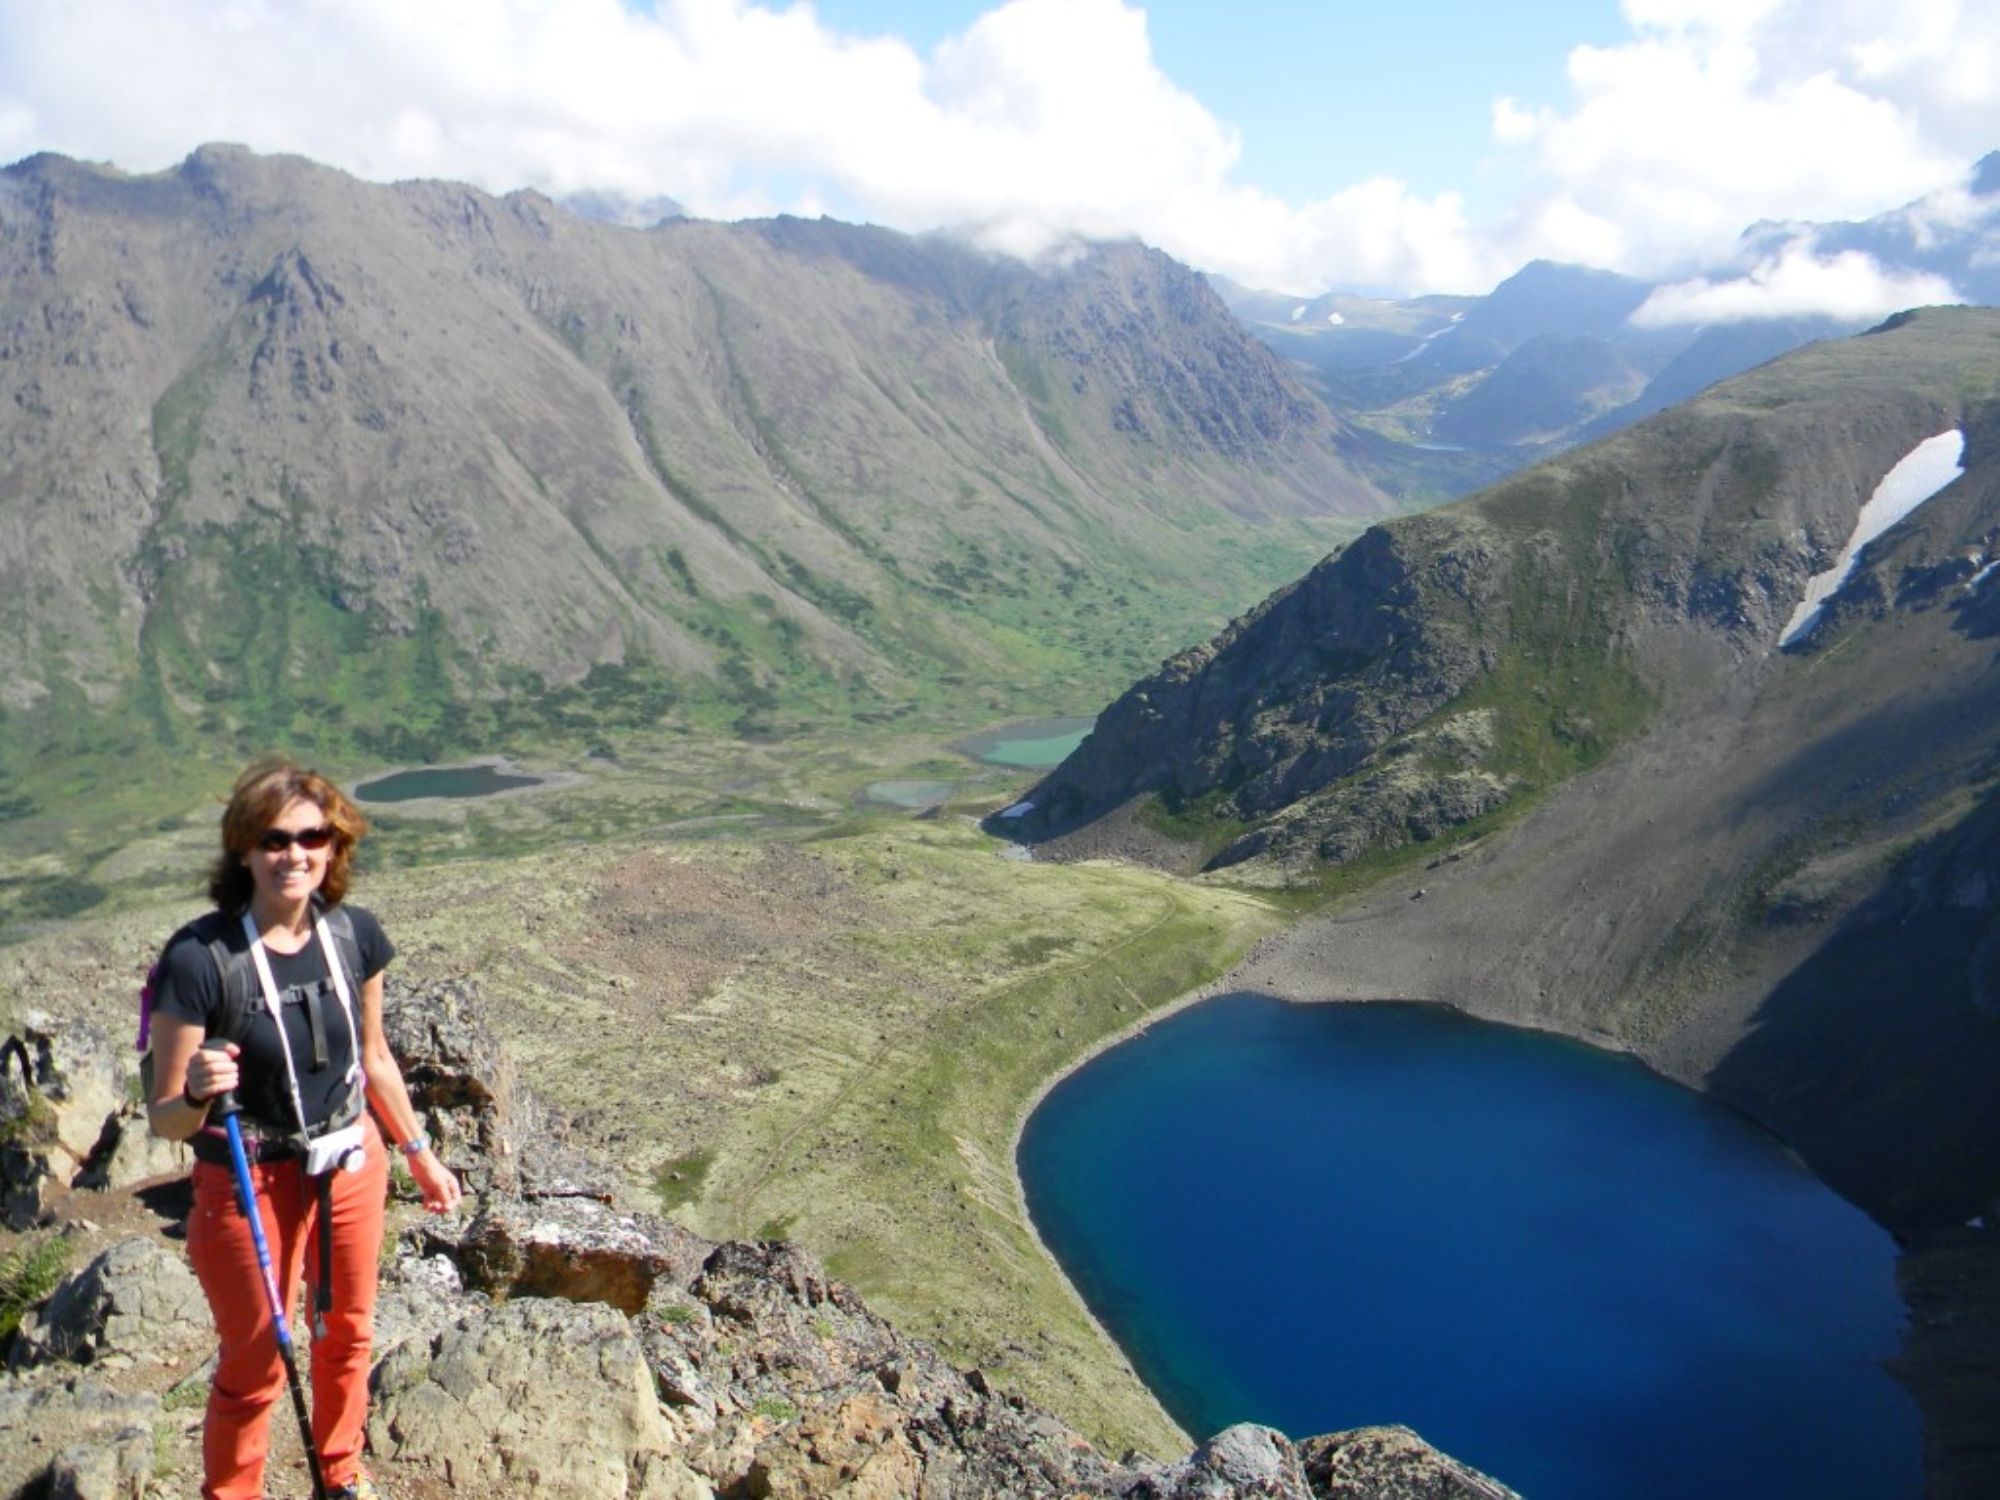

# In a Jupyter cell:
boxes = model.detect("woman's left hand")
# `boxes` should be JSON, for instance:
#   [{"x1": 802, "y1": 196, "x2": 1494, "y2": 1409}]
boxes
[{"x1": 407, "y1": 1150, "x2": 463, "y2": 1214}]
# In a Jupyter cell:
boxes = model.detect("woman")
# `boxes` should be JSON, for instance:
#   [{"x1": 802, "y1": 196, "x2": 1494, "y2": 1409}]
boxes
[{"x1": 148, "y1": 757, "x2": 460, "y2": 1500}]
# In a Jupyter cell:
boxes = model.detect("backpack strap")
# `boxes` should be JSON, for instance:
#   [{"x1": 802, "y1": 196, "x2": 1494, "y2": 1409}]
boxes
[
  {"x1": 181, "y1": 910, "x2": 261, "y2": 1046},
  {"x1": 319, "y1": 903, "x2": 363, "y2": 1003}
]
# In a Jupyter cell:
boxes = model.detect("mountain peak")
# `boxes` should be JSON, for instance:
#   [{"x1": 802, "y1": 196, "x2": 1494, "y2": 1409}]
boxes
[{"x1": 1972, "y1": 149, "x2": 2000, "y2": 198}]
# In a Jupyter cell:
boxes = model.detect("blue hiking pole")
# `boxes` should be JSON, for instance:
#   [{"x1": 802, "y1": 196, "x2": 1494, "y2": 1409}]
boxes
[{"x1": 203, "y1": 1041, "x2": 331, "y2": 1500}]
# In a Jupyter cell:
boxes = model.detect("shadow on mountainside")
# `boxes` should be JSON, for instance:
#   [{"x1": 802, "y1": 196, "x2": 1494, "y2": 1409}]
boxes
[{"x1": 1704, "y1": 781, "x2": 2000, "y2": 1233}]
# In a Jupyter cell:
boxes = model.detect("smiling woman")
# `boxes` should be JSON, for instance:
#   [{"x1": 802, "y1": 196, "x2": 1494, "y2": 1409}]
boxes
[{"x1": 142, "y1": 755, "x2": 461, "y2": 1500}]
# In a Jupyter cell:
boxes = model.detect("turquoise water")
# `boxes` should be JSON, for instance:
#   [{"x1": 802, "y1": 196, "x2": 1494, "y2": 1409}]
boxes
[
  {"x1": 953, "y1": 716, "x2": 1095, "y2": 769},
  {"x1": 353, "y1": 764, "x2": 543, "y2": 802},
  {"x1": 1019, "y1": 995, "x2": 1919, "y2": 1499}
]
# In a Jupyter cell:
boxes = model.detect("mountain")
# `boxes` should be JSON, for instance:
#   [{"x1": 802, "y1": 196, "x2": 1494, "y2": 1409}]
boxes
[
  {"x1": 1217, "y1": 151, "x2": 2000, "y2": 481},
  {"x1": 1011, "y1": 307, "x2": 2000, "y2": 1239},
  {"x1": 1739, "y1": 147, "x2": 2000, "y2": 306},
  {"x1": 1218, "y1": 260, "x2": 1707, "y2": 481},
  {"x1": 0, "y1": 145, "x2": 1385, "y2": 815}
]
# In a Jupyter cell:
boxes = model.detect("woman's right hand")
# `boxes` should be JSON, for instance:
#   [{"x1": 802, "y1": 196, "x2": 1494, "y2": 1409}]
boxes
[{"x1": 186, "y1": 1041, "x2": 241, "y2": 1105}]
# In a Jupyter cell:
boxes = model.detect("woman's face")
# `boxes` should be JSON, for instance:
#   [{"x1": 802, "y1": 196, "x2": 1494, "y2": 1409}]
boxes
[{"x1": 246, "y1": 794, "x2": 334, "y2": 913}]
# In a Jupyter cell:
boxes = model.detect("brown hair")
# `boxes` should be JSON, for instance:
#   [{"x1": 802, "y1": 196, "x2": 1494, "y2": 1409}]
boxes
[{"x1": 208, "y1": 755, "x2": 369, "y2": 912}]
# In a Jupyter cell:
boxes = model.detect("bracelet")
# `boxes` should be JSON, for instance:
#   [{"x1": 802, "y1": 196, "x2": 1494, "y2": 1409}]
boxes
[
  {"x1": 400, "y1": 1133, "x2": 431, "y2": 1158},
  {"x1": 182, "y1": 1084, "x2": 211, "y2": 1110}
]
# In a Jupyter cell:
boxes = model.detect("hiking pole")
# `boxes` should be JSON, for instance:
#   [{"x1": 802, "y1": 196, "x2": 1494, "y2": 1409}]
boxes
[{"x1": 203, "y1": 1041, "x2": 331, "y2": 1500}]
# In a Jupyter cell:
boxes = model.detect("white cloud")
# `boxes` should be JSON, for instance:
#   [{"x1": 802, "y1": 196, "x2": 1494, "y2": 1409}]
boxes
[
  {"x1": 1489, "y1": 1, "x2": 1997, "y2": 276},
  {"x1": 0, "y1": 0, "x2": 1991, "y2": 296},
  {"x1": 1630, "y1": 241, "x2": 1961, "y2": 326}
]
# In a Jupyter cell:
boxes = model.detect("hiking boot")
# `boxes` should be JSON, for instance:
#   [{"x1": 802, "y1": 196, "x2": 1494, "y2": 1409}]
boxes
[{"x1": 326, "y1": 1475, "x2": 381, "y2": 1500}]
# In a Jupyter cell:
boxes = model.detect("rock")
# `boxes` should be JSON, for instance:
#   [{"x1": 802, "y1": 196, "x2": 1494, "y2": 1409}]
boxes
[
  {"x1": 744, "y1": 1390, "x2": 922, "y2": 1499},
  {"x1": 73, "y1": 1107, "x2": 189, "y2": 1192},
  {"x1": 381, "y1": 977, "x2": 516, "y2": 1192},
  {"x1": 10, "y1": 1236, "x2": 207, "y2": 1367},
  {"x1": 2, "y1": 1020, "x2": 128, "y2": 1229},
  {"x1": 683, "y1": 1414, "x2": 759, "y2": 1492},
  {"x1": 451, "y1": 1195, "x2": 710, "y2": 1313},
  {"x1": 0, "y1": 1373, "x2": 158, "y2": 1500},
  {"x1": 1126, "y1": 1424, "x2": 1313, "y2": 1499},
  {"x1": 689, "y1": 1241, "x2": 900, "y2": 1394},
  {"x1": 47, "y1": 1424, "x2": 153, "y2": 1499},
  {"x1": 1298, "y1": 1426, "x2": 1524, "y2": 1499},
  {"x1": 382, "y1": 975, "x2": 619, "y2": 1202},
  {"x1": 629, "y1": 1450, "x2": 714, "y2": 1500},
  {"x1": 369, "y1": 1297, "x2": 677, "y2": 1499},
  {"x1": 372, "y1": 1250, "x2": 483, "y2": 1360}
]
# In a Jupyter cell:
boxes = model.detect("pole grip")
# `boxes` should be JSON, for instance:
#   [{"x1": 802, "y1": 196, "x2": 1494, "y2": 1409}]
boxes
[{"x1": 199, "y1": 1038, "x2": 242, "y2": 1121}]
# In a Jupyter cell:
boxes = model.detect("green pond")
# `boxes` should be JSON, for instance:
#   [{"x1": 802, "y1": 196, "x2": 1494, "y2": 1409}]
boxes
[
  {"x1": 860, "y1": 779, "x2": 957, "y2": 809},
  {"x1": 353, "y1": 764, "x2": 544, "y2": 803},
  {"x1": 953, "y1": 716, "x2": 1095, "y2": 769}
]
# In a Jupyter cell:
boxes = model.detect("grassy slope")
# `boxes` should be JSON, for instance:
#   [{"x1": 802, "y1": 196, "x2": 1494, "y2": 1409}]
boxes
[{"x1": 0, "y1": 795, "x2": 1286, "y2": 1461}]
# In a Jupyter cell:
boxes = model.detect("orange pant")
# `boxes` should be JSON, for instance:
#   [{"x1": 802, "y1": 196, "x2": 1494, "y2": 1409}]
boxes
[{"x1": 187, "y1": 1115, "x2": 388, "y2": 1500}]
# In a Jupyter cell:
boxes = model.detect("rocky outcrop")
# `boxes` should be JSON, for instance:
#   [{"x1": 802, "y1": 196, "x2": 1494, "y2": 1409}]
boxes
[
  {"x1": 371, "y1": 1297, "x2": 698, "y2": 1499},
  {"x1": 1, "y1": 1018, "x2": 181, "y2": 1231},
  {"x1": 7, "y1": 1236, "x2": 206, "y2": 1369},
  {"x1": 0, "y1": 1376, "x2": 158, "y2": 1500},
  {"x1": 0, "y1": 985, "x2": 1515, "y2": 1500},
  {"x1": 1299, "y1": 1427, "x2": 1521, "y2": 1499}
]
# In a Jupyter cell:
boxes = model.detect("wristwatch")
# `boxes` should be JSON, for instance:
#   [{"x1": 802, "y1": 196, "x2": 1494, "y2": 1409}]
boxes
[{"x1": 401, "y1": 1133, "x2": 431, "y2": 1158}]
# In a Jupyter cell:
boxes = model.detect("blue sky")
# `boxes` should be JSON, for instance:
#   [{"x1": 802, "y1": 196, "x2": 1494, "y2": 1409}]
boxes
[
  {"x1": 813, "y1": 0, "x2": 1626, "y2": 208},
  {"x1": 0, "y1": 1, "x2": 1991, "y2": 301}
]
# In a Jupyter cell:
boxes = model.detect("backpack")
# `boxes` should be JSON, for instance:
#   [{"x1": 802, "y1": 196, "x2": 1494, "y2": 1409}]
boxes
[{"x1": 137, "y1": 902, "x2": 364, "y2": 1123}]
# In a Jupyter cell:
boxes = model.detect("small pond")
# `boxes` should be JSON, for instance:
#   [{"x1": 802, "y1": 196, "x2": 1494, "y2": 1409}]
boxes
[
  {"x1": 860, "y1": 779, "x2": 958, "y2": 810},
  {"x1": 353, "y1": 764, "x2": 545, "y2": 803},
  {"x1": 1019, "y1": 994, "x2": 1919, "y2": 1500},
  {"x1": 953, "y1": 716, "x2": 1095, "y2": 769}
]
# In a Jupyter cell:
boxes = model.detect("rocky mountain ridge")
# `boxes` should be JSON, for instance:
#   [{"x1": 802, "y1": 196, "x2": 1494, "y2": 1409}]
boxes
[
  {"x1": 0, "y1": 144, "x2": 1384, "y2": 802},
  {"x1": 0, "y1": 980, "x2": 1515, "y2": 1499}
]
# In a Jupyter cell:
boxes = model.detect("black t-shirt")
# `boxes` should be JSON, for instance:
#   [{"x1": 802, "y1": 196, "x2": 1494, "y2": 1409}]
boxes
[{"x1": 154, "y1": 905, "x2": 394, "y2": 1134}]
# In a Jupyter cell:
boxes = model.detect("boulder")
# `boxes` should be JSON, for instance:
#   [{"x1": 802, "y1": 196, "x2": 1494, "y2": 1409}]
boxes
[
  {"x1": 1, "y1": 1020, "x2": 128, "y2": 1229},
  {"x1": 381, "y1": 977, "x2": 516, "y2": 1194},
  {"x1": 451, "y1": 1195, "x2": 709, "y2": 1313},
  {"x1": 744, "y1": 1390, "x2": 922, "y2": 1499},
  {"x1": 372, "y1": 1250, "x2": 484, "y2": 1360},
  {"x1": 381, "y1": 975, "x2": 618, "y2": 1202},
  {"x1": 0, "y1": 1373, "x2": 157, "y2": 1500},
  {"x1": 1297, "y1": 1426, "x2": 1523, "y2": 1499},
  {"x1": 73, "y1": 1107, "x2": 188, "y2": 1192},
  {"x1": 1124, "y1": 1424, "x2": 1312, "y2": 1500},
  {"x1": 688, "y1": 1241, "x2": 901, "y2": 1395},
  {"x1": 46, "y1": 1424, "x2": 153, "y2": 1499},
  {"x1": 369, "y1": 1296, "x2": 678, "y2": 1498},
  {"x1": 9, "y1": 1236, "x2": 207, "y2": 1368}
]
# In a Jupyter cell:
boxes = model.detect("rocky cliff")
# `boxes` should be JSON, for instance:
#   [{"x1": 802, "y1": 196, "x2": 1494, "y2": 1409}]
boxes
[{"x1": 0, "y1": 985, "x2": 1514, "y2": 1499}]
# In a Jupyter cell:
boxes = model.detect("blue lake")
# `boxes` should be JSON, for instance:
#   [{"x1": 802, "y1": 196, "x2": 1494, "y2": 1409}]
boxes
[{"x1": 1018, "y1": 994, "x2": 1919, "y2": 1500}]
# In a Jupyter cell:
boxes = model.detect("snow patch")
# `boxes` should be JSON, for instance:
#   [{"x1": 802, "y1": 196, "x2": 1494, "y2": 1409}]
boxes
[
  {"x1": 1780, "y1": 429, "x2": 1967, "y2": 648},
  {"x1": 1969, "y1": 557, "x2": 1999, "y2": 592},
  {"x1": 1289, "y1": 305, "x2": 1306, "y2": 323},
  {"x1": 998, "y1": 800, "x2": 1035, "y2": 819},
  {"x1": 1326, "y1": 310, "x2": 1345, "y2": 325}
]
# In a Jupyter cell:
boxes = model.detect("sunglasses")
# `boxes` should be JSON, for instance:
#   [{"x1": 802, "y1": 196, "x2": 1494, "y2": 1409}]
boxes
[{"x1": 256, "y1": 825, "x2": 334, "y2": 853}]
